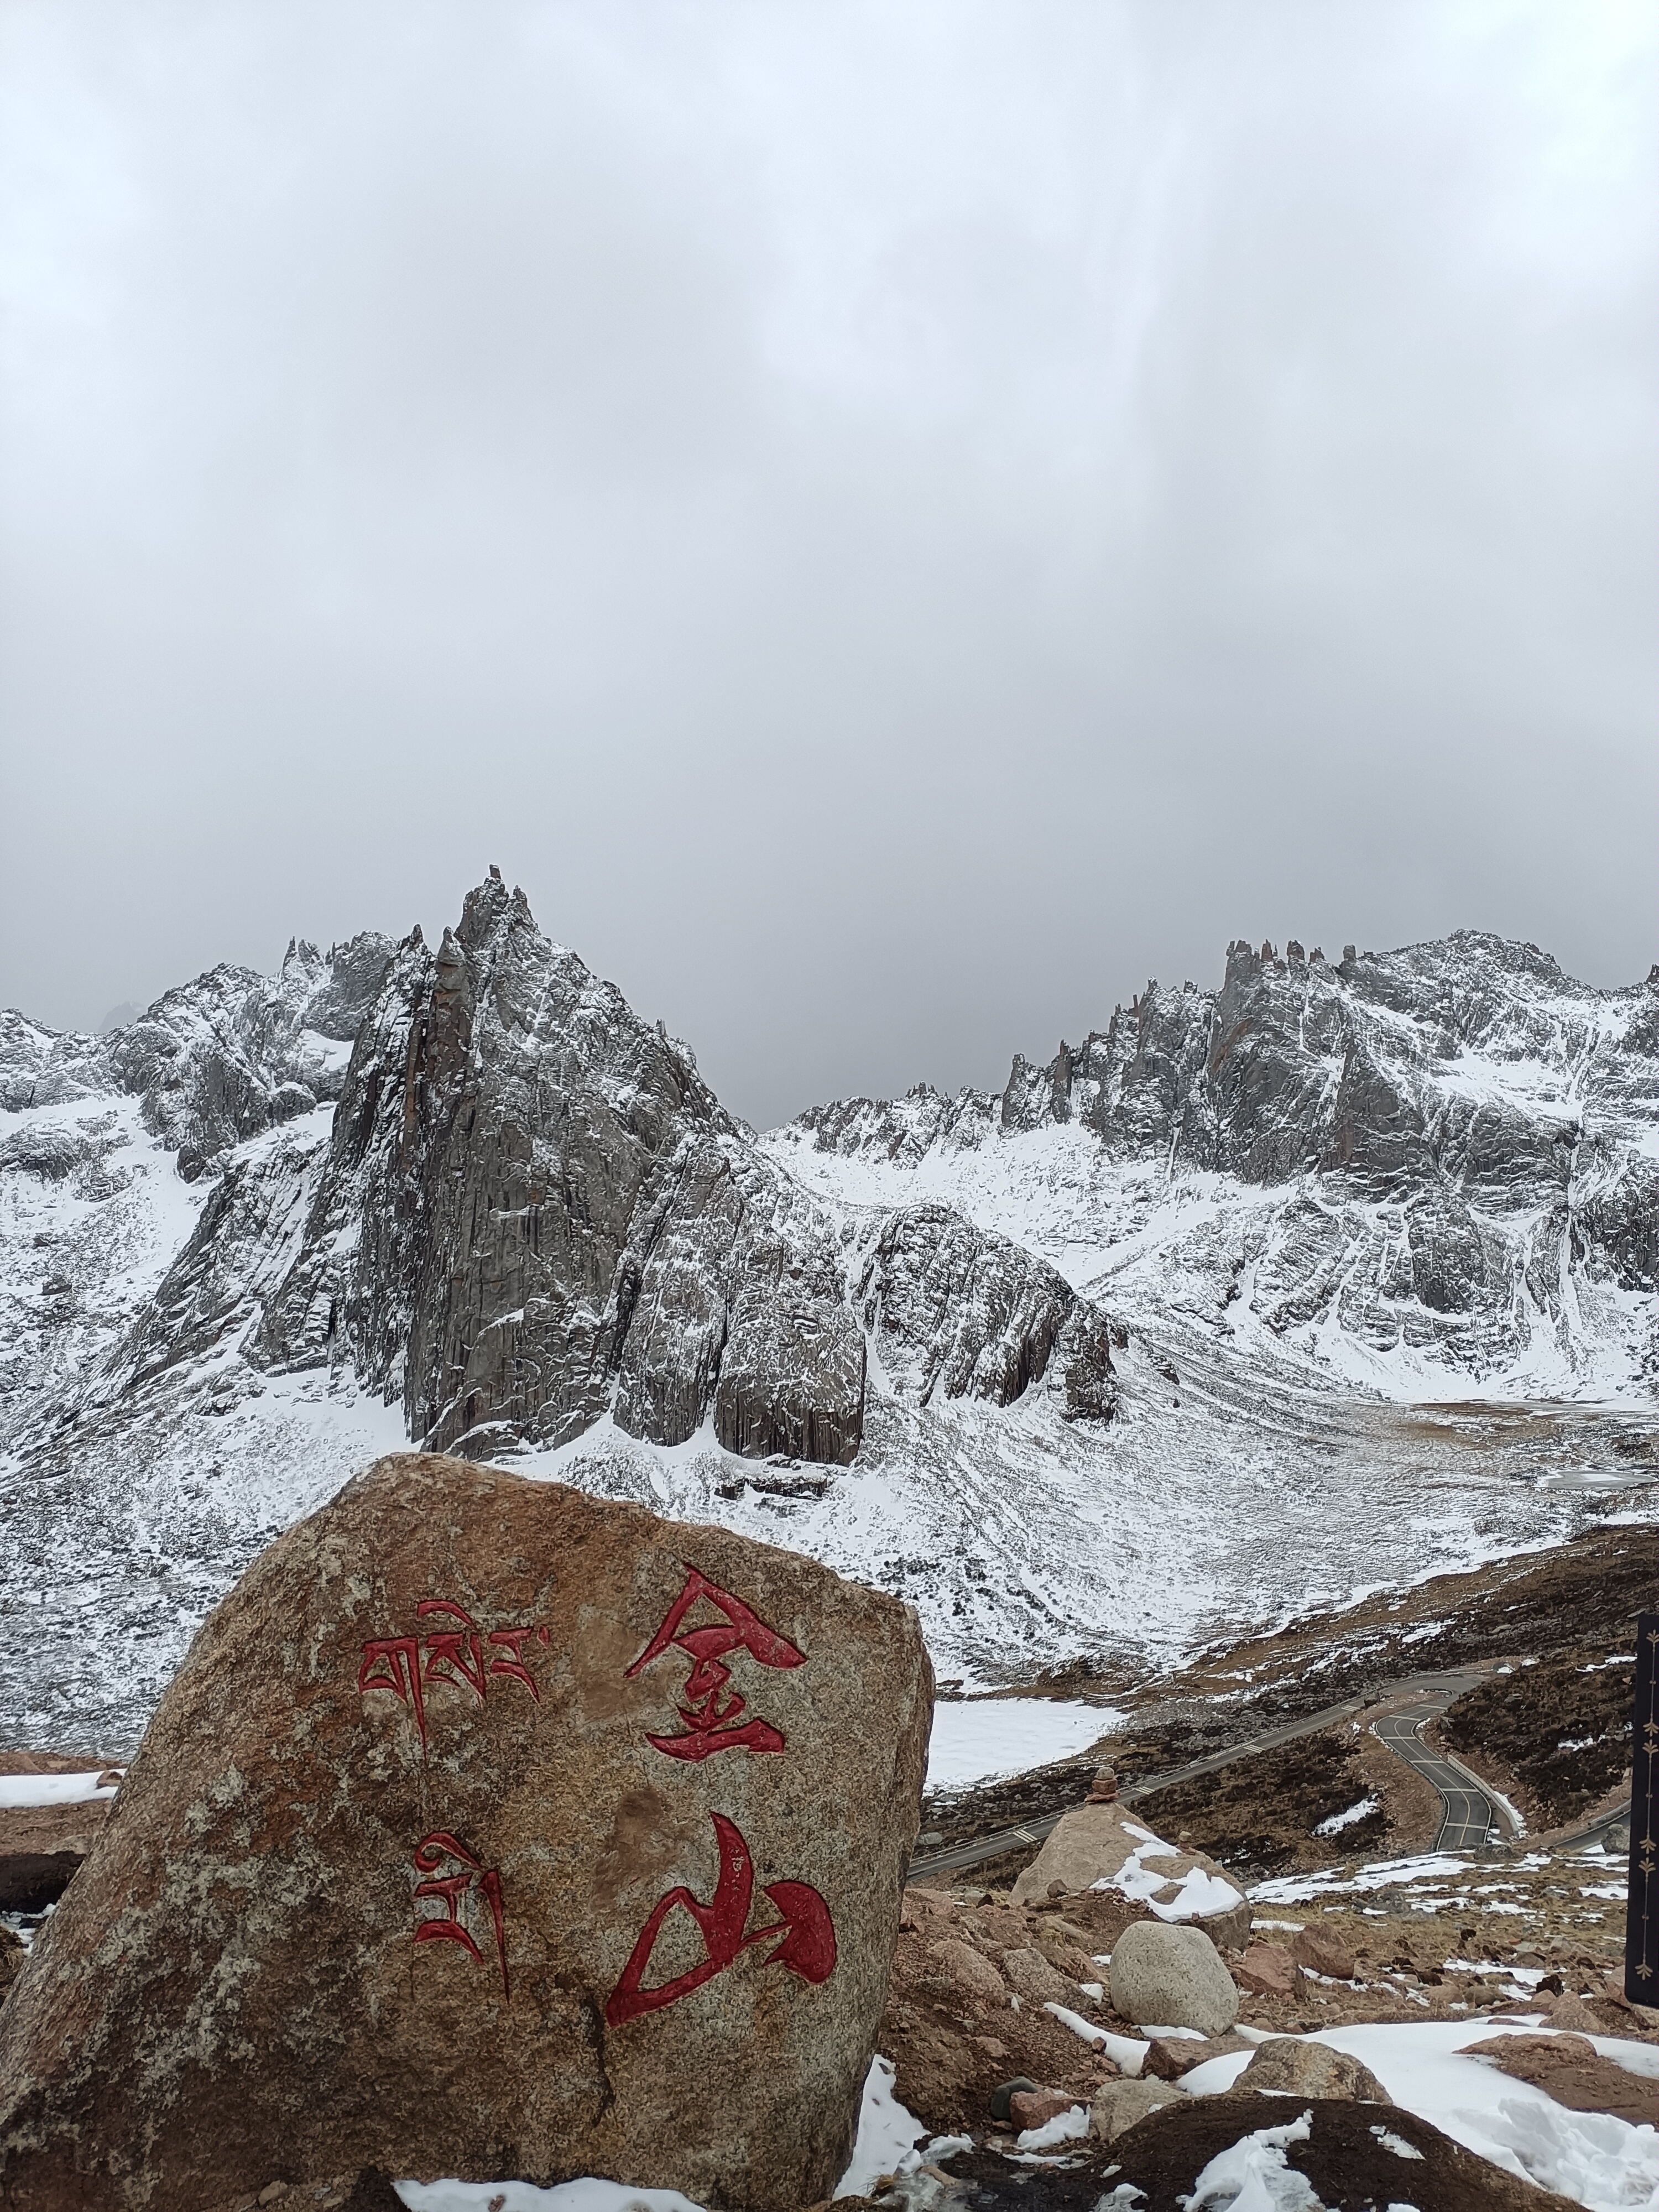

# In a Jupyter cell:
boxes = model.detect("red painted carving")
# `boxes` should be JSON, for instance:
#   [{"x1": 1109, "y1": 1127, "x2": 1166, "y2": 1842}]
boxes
[
  {"x1": 418, "y1": 1599, "x2": 488, "y2": 1702},
  {"x1": 358, "y1": 1637, "x2": 425, "y2": 1741},
  {"x1": 605, "y1": 1813, "x2": 835, "y2": 2026},
  {"x1": 357, "y1": 1597, "x2": 544, "y2": 1748},
  {"x1": 626, "y1": 1566, "x2": 805, "y2": 1761},
  {"x1": 486, "y1": 1627, "x2": 540, "y2": 1696},
  {"x1": 413, "y1": 1830, "x2": 509, "y2": 1996}
]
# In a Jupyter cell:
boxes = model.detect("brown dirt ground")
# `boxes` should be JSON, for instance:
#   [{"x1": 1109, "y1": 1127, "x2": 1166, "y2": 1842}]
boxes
[
  {"x1": 1087, "y1": 2091, "x2": 1583, "y2": 2212},
  {"x1": 1130, "y1": 1724, "x2": 1442, "y2": 1880},
  {"x1": 1160, "y1": 1526, "x2": 1659, "y2": 1721},
  {"x1": 1438, "y1": 1650, "x2": 1635, "y2": 1830}
]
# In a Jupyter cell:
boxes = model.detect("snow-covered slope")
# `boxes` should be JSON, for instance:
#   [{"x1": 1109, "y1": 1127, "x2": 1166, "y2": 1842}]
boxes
[{"x1": 2, "y1": 902, "x2": 1655, "y2": 1747}]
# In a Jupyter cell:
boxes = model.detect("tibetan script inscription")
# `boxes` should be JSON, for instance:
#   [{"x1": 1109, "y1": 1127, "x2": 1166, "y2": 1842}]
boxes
[
  {"x1": 413, "y1": 1829, "x2": 509, "y2": 1996},
  {"x1": 626, "y1": 1566, "x2": 805, "y2": 1761},
  {"x1": 358, "y1": 1597, "x2": 549, "y2": 1750},
  {"x1": 606, "y1": 1812, "x2": 835, "y2": 2026}
]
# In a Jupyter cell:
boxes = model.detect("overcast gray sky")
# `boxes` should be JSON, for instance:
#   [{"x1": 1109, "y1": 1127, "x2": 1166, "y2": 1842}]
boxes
[{"x1": 2, "y1": 2, "x2": 1655, "y2": 1128}]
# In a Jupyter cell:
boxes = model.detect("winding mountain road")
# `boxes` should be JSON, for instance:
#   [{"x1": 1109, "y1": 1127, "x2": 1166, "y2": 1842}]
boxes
[
  {"x1": 909, "y1": 1667, "x2": 1513, "y2": 1881},
  {"x1": 1366, "y1": 1677, "x2": 1506, "y2": 1851}
]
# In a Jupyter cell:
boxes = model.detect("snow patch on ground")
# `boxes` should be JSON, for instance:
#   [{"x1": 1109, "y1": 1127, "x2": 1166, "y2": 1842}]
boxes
[
  {"x1": 1180, "y1": 2108, "x2": 1319, "y2": 2211},
  {"x1": 0, "y1": 1772, "x2": 116, "y2": 1808},
  {"x1": 1315, "y1": 1794, "x2": 1381, "y2": 1837},
  {"x1": 925, "y1": 1698, "x2": 1119, "y2": 1790},
  {"x1": 1182, "y1": 2020, "x2": 1659, "y2": 2212}
]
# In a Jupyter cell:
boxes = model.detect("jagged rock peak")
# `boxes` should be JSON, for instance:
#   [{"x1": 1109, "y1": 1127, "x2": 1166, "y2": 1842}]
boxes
[
  {"x1": 0, "y1": 933, "x2": 397, "y2": 1151},
  {"x1": 792, "y1": 930, "x2": 1656, "y2": 1181},
  {"x1": 145, "y1": 877, "x2": 864, "y2": 1469}
]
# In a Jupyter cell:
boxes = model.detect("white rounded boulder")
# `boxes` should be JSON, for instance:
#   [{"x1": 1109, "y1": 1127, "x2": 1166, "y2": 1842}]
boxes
[{"x1": 1109, "y1": 1921, "x2": 1239, "y2": 2036}]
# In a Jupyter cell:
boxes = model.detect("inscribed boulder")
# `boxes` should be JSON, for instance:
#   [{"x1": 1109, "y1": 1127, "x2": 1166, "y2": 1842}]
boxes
[{"x1": 0, "y1": 1453, "x2": 932, "y2": 2212}]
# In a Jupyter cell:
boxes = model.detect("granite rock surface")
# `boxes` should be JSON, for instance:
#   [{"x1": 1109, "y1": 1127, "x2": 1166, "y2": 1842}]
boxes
[{"x1": 0, "y1": 1452, "x2": 932, "y2": 2212}]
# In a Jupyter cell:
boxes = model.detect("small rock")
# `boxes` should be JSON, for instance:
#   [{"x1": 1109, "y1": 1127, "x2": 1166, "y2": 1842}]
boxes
[
  {"x1": 1141, "y1": 2037, "x2": 1212, "y2": 2081},
  {"x1": 258, "y1": 2188, "x2": 288, "y2": 2206},
  {"x1": 1234, "y1": 1943, "x2": 1296, "y2": 1997},
  {"x1": 1545, "y1": 1993, "x2": 1606, "y2": 2036},
  {"x1": 1030, "y1": 1926, "x2": 1095, "y2": 1982},
  {"x1": 1110, "y1": 1922, "x2": 1239, "y2": 2037},
  {"x1": 988, "y1": 2077, "x2": 1039, "y2": 2123},
  {"x1": 973, "y1": 2036, "x2": 1008, "y2": 2058},
  {"x1": 1089, "y1": 2077, "x2": 1183, "y2": 2141},
  {"x1": 932, "y1": 1938, "x2": 1008, "y2": 2005},
  {"x1": 1293, "y1": 1928, "x2": 1356, "y2": 1981},
  {"x1": 1237, "y1": 2037, "x2": 1391, "y2": 2104},
  {"x1": 1003, "y1": 1945, "x2": 1070, "y2": 2005},
  {"x1": 1009, "y1": 2089, "x2": 1074, "y2": 2132},
  {"x1": 967, "y1": 1903, "x2": 1024, "y2": 1946}
]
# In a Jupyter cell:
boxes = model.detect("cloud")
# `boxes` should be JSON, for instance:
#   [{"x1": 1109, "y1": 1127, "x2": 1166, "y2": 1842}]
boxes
[{"x1": 2, "y1": 0, "x2": 1655, "y2": 1125}]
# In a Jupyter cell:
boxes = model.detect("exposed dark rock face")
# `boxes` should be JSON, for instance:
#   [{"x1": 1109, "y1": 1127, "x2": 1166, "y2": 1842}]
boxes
[
  {"x1": 805, "y1": 932, "x2": 1656, "y2": 1201},
  {"x1": 786, "y1": 928, "x2": 1659, "y2": 1384},
  {"x1": 0, "y1": 935, "x2": 394, "y2": 1154},
  {"x1": 164, "y1": 873, "x2": 872, "y2": 1463},
  {"x1": 857, "y1": 1203, "x2": 1118, "y2": 1418},
  {"x1": 0, "y1": 1013, "x2": 107, "y2": 1114},
  {"x1": 117, "y1": 1124, "x2": 326, "y2": 1390}
]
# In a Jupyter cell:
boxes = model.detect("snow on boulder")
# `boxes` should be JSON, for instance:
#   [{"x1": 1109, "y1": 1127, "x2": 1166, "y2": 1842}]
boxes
[
  {"x1": 0, "y1": 1452, "x2": 933, "y2": 2212},
  {"x1": 1010, "y1": 1805, "x2": 1247, "y2": 1943}
]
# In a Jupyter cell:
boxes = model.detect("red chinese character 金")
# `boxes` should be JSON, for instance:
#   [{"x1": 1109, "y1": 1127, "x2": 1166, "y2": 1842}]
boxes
[
  {"x1": 358, "y1": 1598, "x2": 549, "y2": 1750},
  {"x1": 625, "y1": 1566, "x2": 805, "y2": 1761},
  {"x1": 412, "y1": 1830, "x2": 509, "y2": 1996},
  {"x1": 605, "y1": 1812, "x2": 835, "y2": 2026}
]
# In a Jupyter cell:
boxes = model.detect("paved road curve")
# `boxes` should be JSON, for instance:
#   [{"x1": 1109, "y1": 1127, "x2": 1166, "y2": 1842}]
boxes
[
  {"x1": 1369, "y1": 1690, "x2": 1504, "y2": 1852},
  {"x1": 908, "y1": 1667, "x2": 1510, "y2": 1882}
]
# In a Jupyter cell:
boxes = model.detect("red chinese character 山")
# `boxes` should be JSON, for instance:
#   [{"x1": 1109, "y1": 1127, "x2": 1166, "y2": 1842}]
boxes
[
  {"x1": 606, "y1": 1813, "x2": 835, "y2": 2026},
  {"x1": 412, "y1": 1830, "x2": 509, "y2": 1996},
  {"x1": 626, "y1": 1566, "x2": 805, "y2": 1761}
]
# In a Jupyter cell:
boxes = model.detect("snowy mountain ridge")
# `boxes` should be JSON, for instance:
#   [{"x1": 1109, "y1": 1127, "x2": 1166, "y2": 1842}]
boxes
[
  {"x1": 2, "y1": 885, "x2": 1655, "y2": 1745},
  {"x1": 769, "y1": 931, "x2": 1659, "y2": 1404}
]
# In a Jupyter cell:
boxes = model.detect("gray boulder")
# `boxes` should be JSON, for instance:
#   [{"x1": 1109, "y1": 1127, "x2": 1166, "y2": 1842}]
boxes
[
  {"x1": 1237, "y1": 2037, "x2": 1391, "y2": 2104},
  {"x1": 1109, "y1": 1922, "x2": 1239, "y2": 2037},
  {"x1": 1089, "y1": 2077, "x2": 1185, "y2": 2141}
]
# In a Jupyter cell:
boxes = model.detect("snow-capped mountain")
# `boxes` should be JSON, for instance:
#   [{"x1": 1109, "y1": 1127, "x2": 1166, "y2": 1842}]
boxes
[
  {"x1": 771, "y1": 931, "x2": 1659, "y2": 1402},
  {"x1": 3, "y1": 883, "x2": 1655, "y2": 1747}
]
